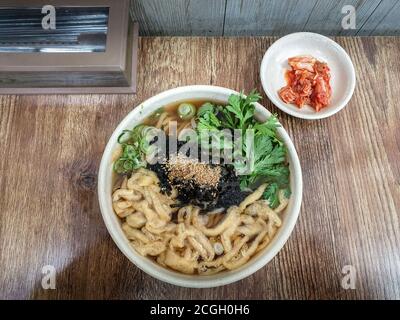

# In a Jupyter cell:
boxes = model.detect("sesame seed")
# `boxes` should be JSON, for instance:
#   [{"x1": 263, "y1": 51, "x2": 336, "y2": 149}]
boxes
[{"x1": 166, "y1": 153, "x2": 221, "y2": 188}]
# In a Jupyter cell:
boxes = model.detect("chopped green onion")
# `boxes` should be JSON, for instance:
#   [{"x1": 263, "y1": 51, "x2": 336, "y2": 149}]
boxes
[
  {"x1": 139, "y1": 138, "x2": 150, "y2": 154},
  {"x1": 123, "y1": 144, "x2": 138, "y2": 158},
  {"x1": 131, "y1": 125, "x2": 146, "y2": 140},
  {"x1": 117, "y1": 130, "x2": 133, "y2": 144},
  {"x1": 113, "y1": 124, "x2": 156, "y2": 174},
  {"x1": 178, "y1": 103, "x2": 196, "y2": 120},
  {"x1": 140, "y1": 125, "x2": 153, "y2": 139},
  {"x1": 113, "y1": 158, "x2": 126, "y2": 174}
]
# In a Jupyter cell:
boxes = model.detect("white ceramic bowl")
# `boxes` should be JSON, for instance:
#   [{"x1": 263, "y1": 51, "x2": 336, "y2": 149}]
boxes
[
  {"x1": 260, "y1": 32, "x2": 356, "y2": 120},
  {"x1": 98, "y1": 85, "x2": 302, "y2": 288}
]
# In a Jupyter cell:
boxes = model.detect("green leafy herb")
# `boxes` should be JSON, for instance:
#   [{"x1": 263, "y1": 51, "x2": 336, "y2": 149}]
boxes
[
  {"x1": 263, "y1": 182, "x2": 280, "y2": 209},
  {"x1": 283, "y1": 186, "x2": 292, "y2": 199},
  {"x1": 253, "y1": 114, "x2": 283, "y2": 145},
  {"x1": 197, "y1": 102, "x2": 215, "y2": 117},
  {"x1": 197, "y1": 106, "x2": 221, "y2": 131},
  {"x1": 195, "y1": 90, "x2": 290, "y2": 208},
  {"x1": 221, "y1": 90, "x2": 261, "y2": 130}
]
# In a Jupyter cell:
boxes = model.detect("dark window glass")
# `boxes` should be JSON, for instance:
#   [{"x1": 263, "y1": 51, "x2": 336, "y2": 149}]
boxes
[{"x1": 0, "y1": 7, "x2": 109, "y2": 53}]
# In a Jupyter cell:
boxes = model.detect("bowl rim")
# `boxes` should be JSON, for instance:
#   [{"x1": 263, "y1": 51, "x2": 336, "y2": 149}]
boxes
[
  {"x1": 98, "y1": 85, "x2": 303, "y2": 288},
  {"x1": 260, "y1": 32, "x2": 356, "y2": 120}
]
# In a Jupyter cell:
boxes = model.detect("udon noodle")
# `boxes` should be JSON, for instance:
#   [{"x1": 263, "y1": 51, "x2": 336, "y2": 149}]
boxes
[{"x1": 113, "y1": 167, "x2": 288, "y2": 274}]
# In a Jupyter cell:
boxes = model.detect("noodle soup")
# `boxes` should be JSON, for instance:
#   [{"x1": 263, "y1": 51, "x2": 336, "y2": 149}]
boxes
[{"x1": 111, "y1": 90, "x2": 291, "y2": 275}]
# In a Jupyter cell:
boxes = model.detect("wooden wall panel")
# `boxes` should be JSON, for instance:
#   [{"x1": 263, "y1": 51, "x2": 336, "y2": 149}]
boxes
[
  {"x1": 357, "y1": 0, "x2": 400, "y2": 35},
  {"x1": 130, "y1": 0, "x2": 400, "y2": 36},
  {"x1": 130, "y1": 0, "x2": 226, "y2": 36},
  {"x1": 223, "y1": 0, "x2": 318, "y2": 36},
  {"x1": 303, "y1": 0, "x2": 382, "y2": 36}
]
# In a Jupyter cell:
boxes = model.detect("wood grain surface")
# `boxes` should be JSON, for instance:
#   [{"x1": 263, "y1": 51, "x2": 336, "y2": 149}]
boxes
[{"x1": 0, "y1": 36, "x2": 399, "y2": 300}]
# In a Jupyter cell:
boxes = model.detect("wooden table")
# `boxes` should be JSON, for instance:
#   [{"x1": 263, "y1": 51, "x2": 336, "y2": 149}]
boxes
[{"x1": 0, "y1": 37, "x2": 399, "y2": 300}]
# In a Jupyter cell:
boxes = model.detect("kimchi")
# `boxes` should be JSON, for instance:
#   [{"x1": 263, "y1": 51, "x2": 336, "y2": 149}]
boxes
[{"x1": 278, "y1": 55, "x2": 331, "y2": 111}]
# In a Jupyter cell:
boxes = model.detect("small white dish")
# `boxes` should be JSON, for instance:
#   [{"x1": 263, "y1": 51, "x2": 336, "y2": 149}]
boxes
[
  {"x1": 98, "y1": 85, "x2": 303, "y2": 288},
  {"x1": 260, "y1": 32, "x2": 356, "y2": 120}
]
